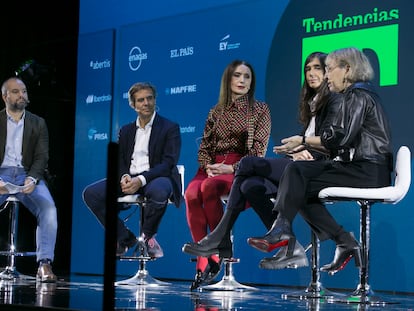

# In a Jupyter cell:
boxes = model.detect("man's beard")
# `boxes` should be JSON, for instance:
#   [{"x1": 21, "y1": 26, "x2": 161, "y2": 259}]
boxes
[{"x1": 9, "y1": 101, "x2": 27, "y2": 112}]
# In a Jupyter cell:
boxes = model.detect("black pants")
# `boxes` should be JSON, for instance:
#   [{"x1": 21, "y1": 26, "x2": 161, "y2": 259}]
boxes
[
  {"x1": 83, "y1": 176, "x2": 173, "y2": 241},
  {"x1": 225, "y1": 156, "x2": 292, "y2": 228},
  {"x1": 273, "y1": 160, "x2": 391, "y2": 240}
]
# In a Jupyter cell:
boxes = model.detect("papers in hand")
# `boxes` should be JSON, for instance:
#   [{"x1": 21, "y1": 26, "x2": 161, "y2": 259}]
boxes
[{"x1": 3, "y1": 182, "x2": 28, "y2": 194}]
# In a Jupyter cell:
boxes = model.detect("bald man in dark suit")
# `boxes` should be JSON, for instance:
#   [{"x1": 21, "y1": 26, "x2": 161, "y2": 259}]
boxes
[{"x1": 0, "y1": 77, "x2": 58, "y2": 282}]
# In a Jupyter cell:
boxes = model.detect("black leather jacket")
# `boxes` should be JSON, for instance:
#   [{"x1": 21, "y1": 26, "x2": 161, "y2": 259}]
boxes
[
  {"x1": 301, "y1": 92, "x2": 343, "y2": 161},
  {"x1": 321, "y1": 82, "x2": 393, "y2": 169}
]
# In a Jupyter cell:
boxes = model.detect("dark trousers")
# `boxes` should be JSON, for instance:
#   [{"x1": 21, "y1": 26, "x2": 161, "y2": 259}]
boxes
[
  {"x1": 83, "y1": 177, "x2": 173, "y2": 242},
  {"x1": 273, "y1": 160, "x2": 391, "y2": 240},
  {"x1": 226, "y1": 156, "x2": 292, "y2": 228}
]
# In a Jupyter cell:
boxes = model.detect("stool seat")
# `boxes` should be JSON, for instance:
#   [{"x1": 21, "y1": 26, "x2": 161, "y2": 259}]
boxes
[
  {"x1": 5, "y1": 196, "x2": 19, "y2": 202},
  {"x1": 117, "y1": 194, "x2": 141, "y2": 204},
  {"x1": 318, "y1": 146, "x2": 411, "y2": 305},
  {"x1": 0, "y1": 195, "x2": 36, "y2": 281}
]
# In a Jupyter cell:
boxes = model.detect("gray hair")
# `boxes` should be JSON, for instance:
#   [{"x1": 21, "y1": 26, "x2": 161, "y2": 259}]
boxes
[
  {"x1": 128, "y1": 82, "x2": 157, "y2": 109},
  {"x1": 326, "y1": 47, "x2": 374, "y2": 83}
]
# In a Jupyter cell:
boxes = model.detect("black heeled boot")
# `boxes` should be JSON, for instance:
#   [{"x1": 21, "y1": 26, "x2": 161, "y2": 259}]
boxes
[
  {"x1": 259, "y1": 240, "x2": 309, "y2": 270},
  {"x1": 320, "y1": 231, "x2": 361, "y2": 275},
  {"x1": 182, "y1": 208, "x2": 241, "y2": 258},
  {"x1": 247, "y1": 215, "x2": 295, "y2": 253}
]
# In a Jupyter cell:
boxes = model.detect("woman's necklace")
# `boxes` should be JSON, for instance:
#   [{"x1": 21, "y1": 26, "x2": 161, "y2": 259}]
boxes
[{"x1": 309, "y1": 93, "x2": 319, "y2": 113}]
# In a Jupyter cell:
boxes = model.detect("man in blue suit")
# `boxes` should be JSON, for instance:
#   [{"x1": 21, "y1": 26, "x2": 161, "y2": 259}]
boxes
[{"x1": 83, "y1": 82, "x2": 182, "y2": 258}]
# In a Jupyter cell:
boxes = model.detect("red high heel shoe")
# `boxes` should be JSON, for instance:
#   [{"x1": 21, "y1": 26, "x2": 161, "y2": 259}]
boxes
[{"x1": 247, "y1": 216, "x2": 294, "y2": 253}]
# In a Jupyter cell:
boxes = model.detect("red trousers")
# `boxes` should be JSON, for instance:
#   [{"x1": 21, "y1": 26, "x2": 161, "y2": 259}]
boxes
[{"x1": 185, "y1": 153, "x2": 242, "y2": 271}]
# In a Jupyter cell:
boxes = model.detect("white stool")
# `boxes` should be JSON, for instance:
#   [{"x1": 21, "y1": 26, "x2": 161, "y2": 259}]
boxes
[
  {"x1": 318, "y1": 146, "x2": 411, "y2": 304},
  {"x1": 0, "y1": 196, "x2": 36, "y2": 280},
  {"x1": 115, "y1": 165, "x2": 184, "y2": 287}
]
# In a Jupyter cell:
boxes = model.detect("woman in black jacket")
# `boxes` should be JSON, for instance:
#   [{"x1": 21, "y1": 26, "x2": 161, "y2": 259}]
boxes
[{"x1": 248, "y1": 47, "x2": 393, "y2": 272}]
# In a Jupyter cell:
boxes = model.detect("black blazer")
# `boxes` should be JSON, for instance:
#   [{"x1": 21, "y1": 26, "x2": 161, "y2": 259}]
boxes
[
  {"x1": 118, "y1": 113, "x2": 183, "y2": 208},
  {"x1": 0, "y1": 109, "x2": 49, "y2": 182}
]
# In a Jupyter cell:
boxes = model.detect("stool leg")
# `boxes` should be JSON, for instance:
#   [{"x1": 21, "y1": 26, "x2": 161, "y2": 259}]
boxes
[
  {"x1": 8, "y1": 200, "x2": 18, "y2": 272},
  {"x1": 282, "y1": 231, "x2": 343, "y2": 300},
  {"x1": 200, "y1": 231, "x2": 257, "y2": 292},
  {"x1": 331, "y1": 201, "x2": 398, "y2": 305},
  {"x1": 0, "y1": 201, "x2": 36, "y2": 280},
  {"x1": 354, "y1": 201, "x2": 372, "y2": 300},
  {"x1": 115, "y1": 201, "x2": 169, "y2": 287}
]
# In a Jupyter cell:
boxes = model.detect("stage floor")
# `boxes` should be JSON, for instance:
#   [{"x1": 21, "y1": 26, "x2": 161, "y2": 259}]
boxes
[{"x1": 0, "y1": 273, "x2": 413, "y2": 310}]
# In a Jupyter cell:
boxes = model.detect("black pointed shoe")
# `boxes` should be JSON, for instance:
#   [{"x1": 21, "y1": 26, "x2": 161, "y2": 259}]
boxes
[
  {"x1": 190, "y1": 270, "x2": 206, "y2": 291},
  {"x1": 204, "y1": 257, "x2": 223, "y2": 283},
  {"x1": 182, "y1": 241, "x2": 219, "y2": 258},
  {"x1": 247, "y1": 216, "x2": 295, "y2": 253},
  {"x1": 259, "y1": 240, "x2": 309, "y2": 270},
  {"x1": 182, "y1": 235, "x2": 232, "y2": 259},
  {"x1": 189, "y1": 257, "x2": 223, "y2": 291}
]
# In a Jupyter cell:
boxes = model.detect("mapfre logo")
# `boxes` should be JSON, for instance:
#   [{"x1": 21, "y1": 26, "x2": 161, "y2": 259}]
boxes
[
  {"x1": 165, "y1": 84, "x2": 197, "y2": 95},
  {"x1": 128, "y1": 46, "x2": 148, "y2": 71}
]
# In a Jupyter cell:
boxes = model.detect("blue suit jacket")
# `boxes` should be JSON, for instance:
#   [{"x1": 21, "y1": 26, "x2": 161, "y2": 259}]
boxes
[{"x1": 118, "y1": 113, "x2": 183, "y2": 207}]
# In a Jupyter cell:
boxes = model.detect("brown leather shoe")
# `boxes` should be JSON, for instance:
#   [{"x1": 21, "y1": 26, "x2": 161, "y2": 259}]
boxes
[{"x1": 37, "y1": 263, "x2": 57, "y2": 283}]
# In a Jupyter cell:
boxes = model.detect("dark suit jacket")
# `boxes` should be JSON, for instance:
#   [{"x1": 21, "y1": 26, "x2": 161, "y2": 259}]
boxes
[
  {"x1": 0, "y1": 109, "x2": 49, "y2": 182},
  {"x1": 118, "y1": 113, "x2": 183, "y2": 208}
]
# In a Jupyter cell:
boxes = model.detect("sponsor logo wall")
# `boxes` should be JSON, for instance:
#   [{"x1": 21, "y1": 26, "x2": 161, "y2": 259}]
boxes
[{"x1": 72, "y1": 0, "x2": 414, "y2": 292}]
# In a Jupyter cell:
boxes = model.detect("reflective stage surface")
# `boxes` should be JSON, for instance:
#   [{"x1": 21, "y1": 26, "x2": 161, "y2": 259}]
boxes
[{"x1": 0, "y1": 274, "x2": 413, "y2": 310}]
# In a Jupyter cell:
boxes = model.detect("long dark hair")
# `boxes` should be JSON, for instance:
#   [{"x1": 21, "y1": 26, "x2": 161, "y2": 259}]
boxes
[
  {"x1": 217, "y1": 59, "x2": 256, "y2": 109},
  {"x1": 298, "y1": 52, "x2": 330, "y2": 126}
]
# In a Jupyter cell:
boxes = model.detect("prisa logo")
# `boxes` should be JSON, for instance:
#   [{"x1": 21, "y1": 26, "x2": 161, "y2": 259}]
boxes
[{"x1": 87, "y1": 128, "x2": 108, "y2": 141}]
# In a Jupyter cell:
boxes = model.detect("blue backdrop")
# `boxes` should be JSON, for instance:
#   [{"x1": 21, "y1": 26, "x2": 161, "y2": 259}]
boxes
[{"x1": 72, "y1": 0, "x2": 414, "y2": 294}]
